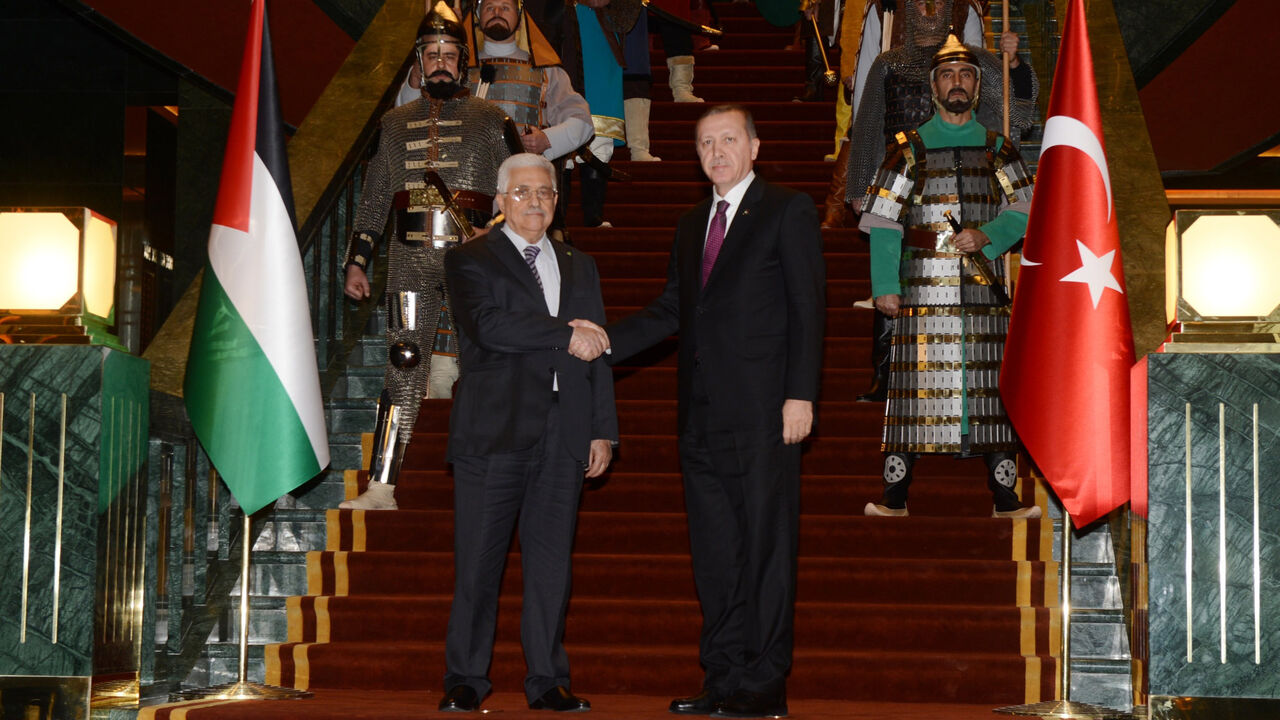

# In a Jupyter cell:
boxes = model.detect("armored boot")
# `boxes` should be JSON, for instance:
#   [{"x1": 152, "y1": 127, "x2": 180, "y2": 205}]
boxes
[
  {"x1": 822, "y1": 140, "x2": 851, "y2": 228},
  {"x1": 624, "y1": 98, "x2": 661, "y2": 162},
  {"x1": 865, "y1": 452, "x2": 917, "y2": 516},
  {"x1": 579, "y1": 161, "x2": 609, "y2": 228},
  {"x1": 985, "y1": 451, "x2": 1041, "y2": 518},
  {"x1": 666, "y1": 56, "x2": 704, "y2": 103},
  {"x1": 340, "y1": 389, "x2": 404, "y2": 510},
  {"x1": 856, "y1": 311, "x2": 894, "y2": 402}
]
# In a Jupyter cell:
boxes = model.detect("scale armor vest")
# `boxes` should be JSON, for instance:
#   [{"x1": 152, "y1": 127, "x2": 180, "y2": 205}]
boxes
[
  {"x1": 468, "y1": 59, "x2": 546, "y2": 132},
  {"x1": 864, "y1": 128, "x2": 1034, "y2": 455}
]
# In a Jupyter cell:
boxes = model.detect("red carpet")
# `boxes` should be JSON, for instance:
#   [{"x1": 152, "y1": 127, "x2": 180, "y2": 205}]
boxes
[{"x1": 156, "y1": 5, "x2": 1057, "y2": 718}]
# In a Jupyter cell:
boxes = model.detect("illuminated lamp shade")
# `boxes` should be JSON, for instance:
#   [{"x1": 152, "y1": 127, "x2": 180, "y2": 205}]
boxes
[
  {"x1": 1164, "y1": 209, "x2": 1280, "y2": 353},
  {"x1": 0, "y1": 208, "x2": 124, "y2": 349}
]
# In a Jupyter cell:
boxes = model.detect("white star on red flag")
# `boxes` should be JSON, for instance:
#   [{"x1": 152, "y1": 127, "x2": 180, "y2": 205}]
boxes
[{"x1": 1059, "y1": 239, "x2": 1125, "y2": 308}]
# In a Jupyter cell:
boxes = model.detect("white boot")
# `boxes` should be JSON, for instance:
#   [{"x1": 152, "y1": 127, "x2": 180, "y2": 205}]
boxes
[
  {"x1": 667, "y1": 56, "x2": 704, "y2": 103},
  {"x1": 624, "y1": 98, "x2": 661, "y2": 161},
  {"x1": 339, "y1": 481, "x2": 398, "y2": 510}
]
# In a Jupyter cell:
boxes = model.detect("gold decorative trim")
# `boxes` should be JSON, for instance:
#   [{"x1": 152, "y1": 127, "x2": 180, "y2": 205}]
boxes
[
  {"x1": 315, "y1": 596, "x2": 331, "y2": 643},
  {"x1": 1218, "y1": 403, "x2": 1226, "y2": 664},
  {"x1": 591, "y1": 114, "x2": 625, "y2": 142},
  {"x1": 22, "y1": 393, "x2": 35, "y2": 643},
  {"x1": 1151, "y1": 696, "x2": 1280, "y2": 719},
  {"x1": 1185, "y1": 402, "x2": 1193, "y2": 663},
  {"x1": 334, "y1": 551, "x2": 350, "y2": 597},
  {"x1": 54, "y1": 393, "x2": 67, "y2": 644},
  {"x1": 292, "y1": 644, "x2": 311, "y2": 690},
  {"x1": 1253, "y1": 403, "x2": 1261, "y2": 664}
]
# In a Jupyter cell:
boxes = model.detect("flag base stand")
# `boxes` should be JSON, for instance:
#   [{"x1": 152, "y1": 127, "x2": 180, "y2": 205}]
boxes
[
  {"x1": 172, "y1": 510, "x2": 313, "y2": 703},
  {"x1": 993, "y1": 509, "x2": 1131, "y2": 720},
  {"x1": 173, "y1": 681, "x2": 312, "y2": 701}
]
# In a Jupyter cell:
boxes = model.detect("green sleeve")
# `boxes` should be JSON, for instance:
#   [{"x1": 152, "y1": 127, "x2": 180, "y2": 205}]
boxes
[
  {"x1": 869, "y1": 226, "x2": 904, "y2": 297},
  {"x1": 980, "y1": 210, "x2": 1029, "y2": 260}
]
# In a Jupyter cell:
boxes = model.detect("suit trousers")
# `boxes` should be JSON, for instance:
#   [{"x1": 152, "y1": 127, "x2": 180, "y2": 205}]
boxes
[
  {"x1": 678, "y1": 372, "x2": 800, "y2": 696},
  {"x1": 444, "y1": 401, "x2": 583, "y2": 701}
]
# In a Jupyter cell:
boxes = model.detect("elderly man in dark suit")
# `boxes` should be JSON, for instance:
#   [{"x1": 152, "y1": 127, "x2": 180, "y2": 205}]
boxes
[
  {"x1": 606, "y1": 105, "x2": 826, "y2": 719},
  {"x1": 441, "y1": 152, "x2": 618, "y2": 713}
]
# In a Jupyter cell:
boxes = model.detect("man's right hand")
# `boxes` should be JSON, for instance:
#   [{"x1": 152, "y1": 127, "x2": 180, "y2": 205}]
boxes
[
  {"x1": 345, "y1": 266, "x2": 371, "y2": 300},
  {"x1": 567, "y1": 319, "x2": 609, "y2": 361},
  {"x1": 874, "y1": 293, "x2": 901, "y2": 318}
]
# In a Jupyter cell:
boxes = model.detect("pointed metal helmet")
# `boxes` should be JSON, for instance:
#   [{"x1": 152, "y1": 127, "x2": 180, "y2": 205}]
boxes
[
  {"x1": 930, "y1": 33, "x2": 981, "y2": 111},
  {"x1": 415, "y1": 0, "x2": 470, "y2": 75}
]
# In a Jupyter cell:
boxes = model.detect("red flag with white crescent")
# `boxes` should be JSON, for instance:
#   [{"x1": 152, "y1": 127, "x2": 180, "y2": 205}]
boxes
[{"x1": 999, "y1": 0, "x2": 1135, "y2": 528}]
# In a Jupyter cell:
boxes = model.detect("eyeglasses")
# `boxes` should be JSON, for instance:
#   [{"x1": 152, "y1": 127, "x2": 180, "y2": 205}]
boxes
[{"x1": 505, "y1": 186, "x2": 557, "y2": 202}]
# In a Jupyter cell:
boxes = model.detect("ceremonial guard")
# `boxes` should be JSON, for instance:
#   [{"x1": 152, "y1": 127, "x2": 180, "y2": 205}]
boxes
[
  {"x1": 340, "y1": 2, "x2": 518, "y2": 511},
  {"x1": 845, "y1": 0, "x2": 1036, "y2": 403},
  {"x1": 859, "y1": 35, "x2": 1039, "y2": 519}
]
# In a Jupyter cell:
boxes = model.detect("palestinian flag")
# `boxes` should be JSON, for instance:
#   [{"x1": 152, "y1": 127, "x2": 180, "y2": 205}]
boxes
[{"x1": 184, "y1": 0, "x2": 329, "y2": 515}]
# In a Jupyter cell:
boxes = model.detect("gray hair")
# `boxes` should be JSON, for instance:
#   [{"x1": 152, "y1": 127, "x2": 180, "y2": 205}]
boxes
[{"x1": 496, "y1": 153, "x2": 557, "y2": 193}]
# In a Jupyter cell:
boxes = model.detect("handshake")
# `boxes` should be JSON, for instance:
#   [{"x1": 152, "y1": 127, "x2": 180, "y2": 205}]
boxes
[{"x1": 567, "y1": 319, "x2": 610, "y2": 362}]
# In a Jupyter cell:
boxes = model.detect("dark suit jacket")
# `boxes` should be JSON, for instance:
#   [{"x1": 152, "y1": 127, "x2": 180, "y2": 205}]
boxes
[
  {"x1": 444, "y1": 227, "x2": 618, "y2": 462},
  {"x1": 608, "y1": 176, "x2": 825, "y2": 433}
]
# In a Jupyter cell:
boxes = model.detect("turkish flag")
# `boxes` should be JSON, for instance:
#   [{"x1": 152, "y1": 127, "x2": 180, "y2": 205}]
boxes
[{"x1": 1000, "y1": 0, "x2": 1135, "y2": 528}]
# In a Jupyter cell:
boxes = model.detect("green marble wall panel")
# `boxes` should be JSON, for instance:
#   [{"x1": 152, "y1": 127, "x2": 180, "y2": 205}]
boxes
[
  {"x1": 1146, "y1": 353, "x2": 1280, "y2": 698},
  {"x1": 0, "y1": 346, "x2": 149, "y2": 684}
]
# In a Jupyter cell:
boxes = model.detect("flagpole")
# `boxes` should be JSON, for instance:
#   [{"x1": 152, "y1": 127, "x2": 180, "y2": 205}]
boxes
[
  {"x1": 994, "y1": 508, "x2": 1130, "y2": 719},
  {"x1": 174, "y1": 508, "x2": 312, "y2": 701}
]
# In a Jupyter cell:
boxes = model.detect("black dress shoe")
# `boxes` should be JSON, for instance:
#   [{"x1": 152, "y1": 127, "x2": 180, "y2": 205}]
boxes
[
  {"x1": 711, "y1": 688, "x2": 787, "y2": 718},
  {"x1": 669, "y1": 688, "x2": 726, "y2": 715},
  {"x1": 529, "y1": 686, "x2": 590, "y2": 712},
  {"x1": 438, "y1": 684, "x2": 480, "y2": 712}
]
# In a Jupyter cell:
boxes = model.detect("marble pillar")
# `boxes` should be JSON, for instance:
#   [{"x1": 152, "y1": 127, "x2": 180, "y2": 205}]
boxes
[{"x1": 0, "y1": 346, "x2": 150, "y2": 718}]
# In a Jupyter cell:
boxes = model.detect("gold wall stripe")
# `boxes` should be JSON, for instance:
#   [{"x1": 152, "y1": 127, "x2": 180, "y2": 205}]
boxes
[
  {"x1": 353, "y1": 509, "x2": 367, "y2": 553},
  {"x1": 325, "y1": 509, "x2": 341, "y2": 552},
  {"x1": 315, "y1": 595, "x2": 331, "y2": 643},
  {"x1": 1019, "y1": 606, "x2": 1037, "y2": 655},
  {"x1": 1023, "y1": 654, "x2": 1042, "y2": 703},
  {"x1": 335, "y1": 551, "x2": 350, "y2": 597},
  {"x1": 53, "y1": 393, "x2": 67, "y2": 644},
  {"x1": 306, "y1": 551, "x2": 324, "y2": 596},
  {"x1": 1253, "y1": 403, "x2": 1261, "y2": 665},
  {"x1": 1185, "y1": 402, "x2": 1193, "y2": 663},
  {"x1": 1218, "y1": 403, "x2": 1227, "y2": 664},
  {"x1": 22, "y1": 393, "x2": 35, "y2": 643},
  {"x1": 292, "y1": 644, "x2": 312, "y2": 690}
]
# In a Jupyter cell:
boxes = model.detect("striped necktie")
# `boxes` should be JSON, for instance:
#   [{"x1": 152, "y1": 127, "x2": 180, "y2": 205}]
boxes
[{"x1": 523, "y1": 245, "x2": 544, "y2": 291}]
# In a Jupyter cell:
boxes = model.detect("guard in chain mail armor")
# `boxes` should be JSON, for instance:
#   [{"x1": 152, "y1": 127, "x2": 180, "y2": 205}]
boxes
[
  {"x1": 859, "y1": 34, "x2": 1039, "y2": 519},
  {"x1": 845, "y1": 0, "x2": 1037, "y2": 405},
  {"x1": 340, "y1": 2, "x2": 518, "y2": 511}
]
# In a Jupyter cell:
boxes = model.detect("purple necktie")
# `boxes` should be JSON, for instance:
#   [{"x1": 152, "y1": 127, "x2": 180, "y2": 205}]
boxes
[{"x1": 701, "y1": 200, "x2": 730, "y2": 287}]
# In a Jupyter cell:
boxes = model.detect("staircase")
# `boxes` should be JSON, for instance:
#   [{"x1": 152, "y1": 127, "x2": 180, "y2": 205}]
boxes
[{"x1": 144, "y1": 4, "x2": 1067, "y2": 718}]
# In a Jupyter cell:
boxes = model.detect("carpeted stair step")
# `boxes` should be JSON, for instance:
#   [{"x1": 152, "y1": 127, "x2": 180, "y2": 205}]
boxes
[
  {"x1": 267, "y1": 639, "x2": 1051, "y2": 704},
  {"x1": 572, "y1": 227, "x2": 867, "y2": 253},
  {"x1": 303, "y1": 551, "x2": 1054, "y2": 608},
  {"x1": 290, "y1": 594, "x2": 1052, "y2": 657},
  {"x1": 369, "y1": 469, "x2": 1007, "y2": 518},
  {"x1": 324, "y1": 510, "x2": 1048, "y2": 561}
]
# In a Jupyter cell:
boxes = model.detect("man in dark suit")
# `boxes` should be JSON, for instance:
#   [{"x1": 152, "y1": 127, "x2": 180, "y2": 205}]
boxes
[
  {"x1": 606, "y1": 105, "x2": 826, "y2": 718},
  {"x1": 440, "y1": 152, "x2": 618, "y2": 713}
]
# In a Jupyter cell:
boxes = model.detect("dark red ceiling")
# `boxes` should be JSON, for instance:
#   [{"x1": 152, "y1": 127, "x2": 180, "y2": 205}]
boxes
[
  {"x1": 84, "y1": 0, "x2": 1279, "y2": 175},
  {"x1": 1138, "y1": 0, "x2": 1280, "y2": 174},
  {"x1": 87, "y1": 0, "x2": 354, "y2": 127}
]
